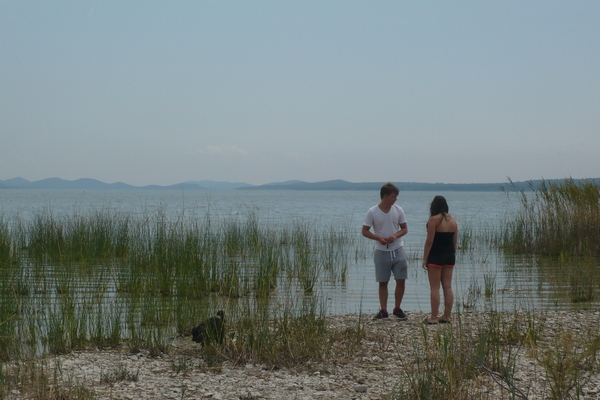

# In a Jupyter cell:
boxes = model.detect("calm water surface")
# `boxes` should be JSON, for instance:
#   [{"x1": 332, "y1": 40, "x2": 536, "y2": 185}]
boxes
[{"x1": 1, "y1": 188, "x2": 595, "y2": 315}]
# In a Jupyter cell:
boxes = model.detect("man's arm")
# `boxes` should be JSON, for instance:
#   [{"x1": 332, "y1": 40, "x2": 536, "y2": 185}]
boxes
[
  {"x1": 386, "y1": 222, "x2": 407, "y2": 244},
  {"x1": 362, "y1": 225, "x2": 387, "y2": 246}
]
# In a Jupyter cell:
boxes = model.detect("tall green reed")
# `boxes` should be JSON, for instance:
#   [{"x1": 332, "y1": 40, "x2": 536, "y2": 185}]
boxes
[
  {"x1": 500, "y1": 178, "x2": 600, "y2": 304},
  {"x1": 27, "y1": 209, "x2": 131, "y2": 263},
  {"x1": 0, "y1": 217, "x2": 13, "y2": 265},
  {"x1": 0, "y1": 285, "x2": 19, "y2": 361},
  {"x1": 501, "y1": 178, "x2": 600, "y2": 257},
  {"x1": 0, "y1": 205, "x2": 355, "y2": 363},
  {"x1": 224, "y1": 293, "x2": 329, "y2": 368}
]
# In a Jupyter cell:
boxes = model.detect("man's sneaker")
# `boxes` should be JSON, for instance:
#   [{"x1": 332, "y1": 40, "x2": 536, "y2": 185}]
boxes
[
  {"x1": 392, "y1": 308, "x2": 408, "y2": 320},
  {"x1": 374, "y1": 309, "x2": 389, "y2": 320}
]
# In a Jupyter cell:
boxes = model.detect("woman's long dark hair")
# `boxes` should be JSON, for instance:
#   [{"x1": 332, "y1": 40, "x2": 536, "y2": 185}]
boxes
[{"x1": 429, "y1": 195, "x2": 449, "y2": 217}]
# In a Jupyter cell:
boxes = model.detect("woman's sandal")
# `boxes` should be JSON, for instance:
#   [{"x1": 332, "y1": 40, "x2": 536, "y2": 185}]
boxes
[
  {"x1": 424, "y1": 318, "x2": 438, "y2": 325},
  {"x1": 439, "y1": 318, "x2": 451, "y2": 324}
]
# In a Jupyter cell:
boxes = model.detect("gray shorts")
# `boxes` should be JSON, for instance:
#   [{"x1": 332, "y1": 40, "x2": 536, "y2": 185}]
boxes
[{"x1": 374, "y1": 247, "x2": 408, "y2": 282}]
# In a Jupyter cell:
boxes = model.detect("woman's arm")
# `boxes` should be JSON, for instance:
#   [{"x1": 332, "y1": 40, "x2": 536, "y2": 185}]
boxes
[
  {"x1": 453, "y1": 218, "x2": 458, "y2": 250},
  {"x1": 422, "y1": 215, "x2": 440, "y2": 268}
]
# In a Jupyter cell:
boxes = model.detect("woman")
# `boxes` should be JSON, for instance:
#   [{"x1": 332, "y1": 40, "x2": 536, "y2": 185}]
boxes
[{"x1": 422, "y1": 196, "x2": 458, "y2": 325}]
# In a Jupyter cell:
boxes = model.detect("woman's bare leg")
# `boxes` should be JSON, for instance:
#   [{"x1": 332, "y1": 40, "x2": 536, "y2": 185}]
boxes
[
  {"x1": 427, "y1": 267, "x2": 442, "y2": 323},
  {"x1": 440, "y1": 266, "x2": 454, "y2": 321}
]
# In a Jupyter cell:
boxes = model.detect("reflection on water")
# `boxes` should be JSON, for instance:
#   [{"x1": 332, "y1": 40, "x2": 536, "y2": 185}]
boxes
[{"x1": 320, "y1": 253, "x2": 599, "y2": 315}]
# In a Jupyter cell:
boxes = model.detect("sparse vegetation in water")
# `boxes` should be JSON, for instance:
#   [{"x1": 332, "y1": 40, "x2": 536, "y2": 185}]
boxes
[
  {"x1": 483, "y1": 272, "x2": 496, "y2": 299},
  {"x1": 0, "y1": 217, "x2": 14, "y2": 265},
  {"x1": 0, "y1": 207, "x2": 357, "y2": 364},
  {"x1": 501, "y1": 178, "x2": 600, "y2": 257},
  {"x1": 500, "y1": 178, "x2": 600, "y2": 304}
]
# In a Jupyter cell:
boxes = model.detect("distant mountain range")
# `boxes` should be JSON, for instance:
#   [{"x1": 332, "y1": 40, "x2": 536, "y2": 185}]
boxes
[
  {"x1": 0, "y1": 177, "x2": 252, "y2": 191},
  {"x1": 242, "y1": 179, "x2": 507, "y2": 191},
  {"x1": 0, "y1": 177, "x2": 597, "y2": 192}
]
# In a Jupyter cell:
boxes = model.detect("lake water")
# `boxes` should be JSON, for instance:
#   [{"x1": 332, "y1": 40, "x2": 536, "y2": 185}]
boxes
[{"x1": 1, "y1": 188, "x2": 596, "y2": 316}]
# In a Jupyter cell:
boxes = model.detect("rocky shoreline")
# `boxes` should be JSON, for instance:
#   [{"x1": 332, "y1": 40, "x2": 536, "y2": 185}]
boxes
[{"x1": 6, "y1": 310, "x2": 600, "y2": 399}]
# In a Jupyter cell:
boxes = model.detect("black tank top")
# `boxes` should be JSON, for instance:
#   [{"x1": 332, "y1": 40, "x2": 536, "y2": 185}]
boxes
[{"x1": 430, "y1": 232, "x2": 455, "y2": 255}]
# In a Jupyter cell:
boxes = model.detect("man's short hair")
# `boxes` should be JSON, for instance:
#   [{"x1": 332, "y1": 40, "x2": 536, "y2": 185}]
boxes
[{"x1": 380, "y1": 182, "x2": 399, "y2": 199}]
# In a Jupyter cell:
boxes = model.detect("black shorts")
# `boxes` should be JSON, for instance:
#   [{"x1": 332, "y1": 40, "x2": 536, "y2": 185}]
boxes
[{"x1": 426, "y1": 253, "x2": 456, "y2": 268}]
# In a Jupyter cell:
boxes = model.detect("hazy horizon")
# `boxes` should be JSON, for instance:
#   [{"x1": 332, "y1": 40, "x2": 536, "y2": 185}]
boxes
[{"x1": 2, "y1": 2, "x2": 599, "y2": 186}]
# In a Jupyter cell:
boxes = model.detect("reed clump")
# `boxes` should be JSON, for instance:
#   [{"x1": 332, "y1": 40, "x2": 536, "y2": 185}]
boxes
[
  {"x1": 501, "y1": 178, "x2": 600, "y2": 257},
  {"x1": 223, "y1": 297, "x2": 329, "y2": 368},
  {"x1": 0, "y1": 218, "x2": 13, "y2": 265},
  {"x1": 500, "y1": 178, "x2": 600, "y2": 304}
]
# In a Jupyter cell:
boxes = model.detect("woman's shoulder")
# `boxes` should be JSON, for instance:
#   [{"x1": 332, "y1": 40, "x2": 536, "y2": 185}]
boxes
[
  {"x1": 429, "y1": 213, "x2": 458, "y2": 230},
  {"x1": 428, "y1": 213, "x2": 444, "y2": 221},
  {"x1": 446, "y1": 214, "x2": 458, "y2": 229},
  {"x1": 427, "y1": 214, "x2": 444, "y2": 226}
]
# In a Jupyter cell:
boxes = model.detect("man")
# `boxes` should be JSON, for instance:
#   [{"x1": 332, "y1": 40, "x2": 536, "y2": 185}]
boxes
[{"x1": 362, "y1": 182, "x2": 409, "y2": 320}]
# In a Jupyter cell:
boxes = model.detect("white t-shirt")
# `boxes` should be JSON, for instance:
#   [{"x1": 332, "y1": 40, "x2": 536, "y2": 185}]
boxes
[{"x1": 363, "y1": 204, "x2": 407, "y2": 251}]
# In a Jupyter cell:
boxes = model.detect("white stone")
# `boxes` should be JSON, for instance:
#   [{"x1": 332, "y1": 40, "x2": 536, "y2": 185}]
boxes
[{"x1": 354, "y1": 384, "x2": 368, "y2": 393}]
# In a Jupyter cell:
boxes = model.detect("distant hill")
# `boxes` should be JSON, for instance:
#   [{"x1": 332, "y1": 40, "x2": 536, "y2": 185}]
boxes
[
  {"x1": 241, "y1": 179, "x2": 508, "y2": 192},
  {"x1": 0, "y1": 177, "x2": 137, "y2": 190},
  {"x1": 0, "y1": 177, "x2": 251, "y2": 190},
  {"x1": 239, "y1": 178, "x2": 600, "y2": 192},
  {"x1": 182, "y1": 180, "x2": 253, "y2": 190},
  {"x1": 260, "y1": 180, "x2": 306, "y2": 187},
  {"x1": 1, "y1": 177, "x2": 597, "y2": 192}
]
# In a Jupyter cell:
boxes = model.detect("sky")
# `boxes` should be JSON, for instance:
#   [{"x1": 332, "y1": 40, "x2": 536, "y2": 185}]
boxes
[{"x1": 1, "y1": 1, "x2": 599, "y2": 186}]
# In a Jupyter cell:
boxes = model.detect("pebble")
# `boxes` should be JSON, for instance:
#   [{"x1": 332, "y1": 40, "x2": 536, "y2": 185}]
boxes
[
  {"x1": 354, "y1": 385, "x2": 368, "y2": 393},
  {"x1": 3, "y1": 311, "x2": 600, "y2": 399}
]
